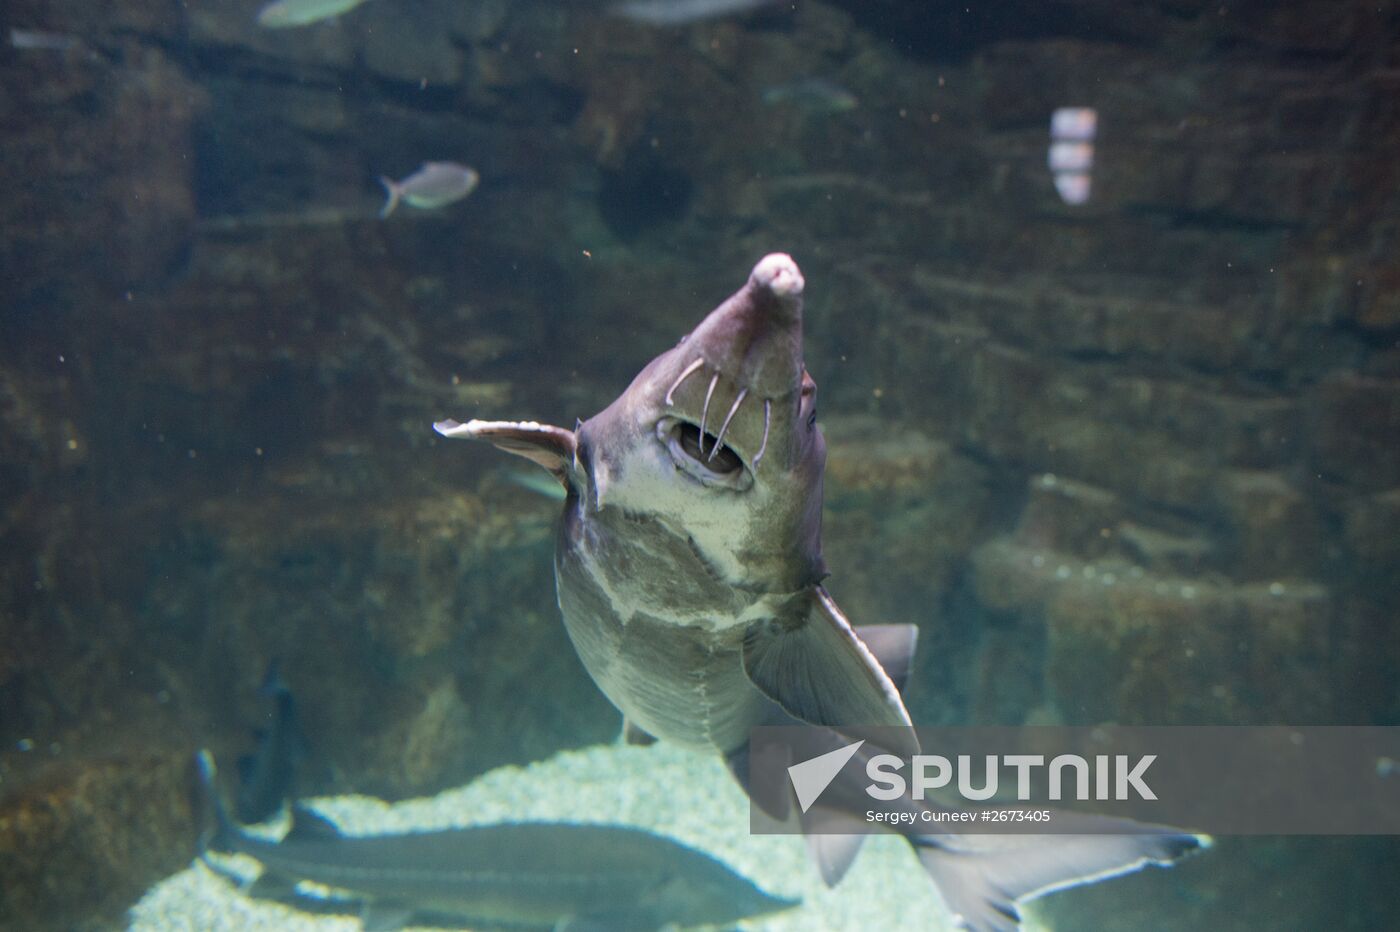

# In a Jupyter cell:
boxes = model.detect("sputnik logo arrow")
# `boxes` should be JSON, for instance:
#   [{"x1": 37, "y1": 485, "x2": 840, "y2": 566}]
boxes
[{"x1": 786, "y1": 739, "x2": 865, "y2": 813}]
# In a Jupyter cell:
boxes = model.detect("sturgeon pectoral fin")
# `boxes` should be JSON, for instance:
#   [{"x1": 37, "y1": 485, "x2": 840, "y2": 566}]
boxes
[
  {"x1": 434, "y1": 419, "x2": 577, "y2": 483},
  {"x1": 802, "y1": 811, "x2": 869, "y2": 886},
  {"x1": 742, "y1": 586, "x2": 918, "y2": 757},
  {"x1": 852, "y1": 624, "x2": 919, "y2": 695},
  {"x1": 727, "y1": 737, "x2": 796, "y2": 823}
]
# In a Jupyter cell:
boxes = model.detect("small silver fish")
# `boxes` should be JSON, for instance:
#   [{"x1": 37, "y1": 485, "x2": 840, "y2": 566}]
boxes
[
  {"x1": 256, "y1": 0, "x2": 373, "y2": 29},
  {"x1": 378, "y1": 162, "x2": 479, "y2": 219},
  {"x1": 612, "y1": 0, "x2": 784, "y2": 27}
]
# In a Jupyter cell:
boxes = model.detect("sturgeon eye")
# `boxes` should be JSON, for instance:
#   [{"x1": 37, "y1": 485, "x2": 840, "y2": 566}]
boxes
[
  {"x1": 677, "y1": 422, "x2": 743, "y2": 475},
  {"x1": 807, "y1": 411, "x2": 817, "y2": 430}
]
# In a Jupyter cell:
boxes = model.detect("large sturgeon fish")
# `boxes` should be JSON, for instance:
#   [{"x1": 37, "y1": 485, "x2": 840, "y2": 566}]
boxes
[
  {"x1": 195, "y1": 753, "x2": 796, "y2": 930},
  {"x1": 435, "y1": 254, "x2": 1204, "y2": 930}
]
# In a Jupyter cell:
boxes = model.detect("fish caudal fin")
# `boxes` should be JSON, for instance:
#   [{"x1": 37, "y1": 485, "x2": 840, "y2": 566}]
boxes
[
  {"x1": 378, "y1": 177, "x2": 401, "y2": 218},
  {"x1": 912, "y1": 822, "x2": 1210, "y2": 931}
]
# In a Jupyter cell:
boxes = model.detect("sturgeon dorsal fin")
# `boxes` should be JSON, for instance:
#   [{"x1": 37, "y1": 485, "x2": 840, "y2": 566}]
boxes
[
  {"x1": 286, "y1": 804, "x2": 343, "y2": 842},
  {"x1": 434, "y1": 419, "x2": 576, "y2": 487},
  {"x1": 742, "y1": 586, "x2": 919, "y2": 757}
]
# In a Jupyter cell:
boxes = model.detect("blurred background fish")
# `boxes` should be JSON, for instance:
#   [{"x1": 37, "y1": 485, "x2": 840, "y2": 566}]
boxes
[
  {"x1": 1049, "y1": 106, "x2": 1098, "y2": 205},
  {"x1": 505, "y1": 469, "x2": 568, "y2": 502},
  {"x1": 1048, "y1": 141, "x2": 1093, "y2": 173},
  {"x1": 761, "y1": 78, "x2": 860, "y2": 115},
  {"x1": 9, "y1": 28, "x2": 79, "y2": 52},
  {"x1": 235, "y1": 661, "x2": 306, "y2": 825},
  {"x1": 612, "y1": 0, "x2": 786, "y2": 27},
  {"x1": 378, "y1": 162, "x2": 480, "y2": 219},
  {"x1": 1051, "y1": 106, "x2": 1098, "y2": 142},
  {"x1": 256, "y1": 0, "x2": 373, "y2": 29}
]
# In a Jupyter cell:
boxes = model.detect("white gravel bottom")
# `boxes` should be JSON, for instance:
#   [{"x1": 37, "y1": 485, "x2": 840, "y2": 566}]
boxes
[{"x1": 130, "y1": 742, "x2": 1054, "y2": 931}]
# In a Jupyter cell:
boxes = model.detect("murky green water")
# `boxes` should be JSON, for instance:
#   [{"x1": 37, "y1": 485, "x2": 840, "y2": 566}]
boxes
[{"x1": 2, "y1": 1, "x2": 1397, "y2": 929}]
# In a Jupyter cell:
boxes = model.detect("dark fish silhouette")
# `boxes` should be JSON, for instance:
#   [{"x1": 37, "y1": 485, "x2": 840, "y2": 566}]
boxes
[
  {"x1": 611, "y1": 0, "x2": 784, "y2": 26},
  {"x1": 236, "y1": 662, "x2": 305, "y2": 824},
  {"x1": 196, "y1": 752, "x2": 797, "y2": 931}
]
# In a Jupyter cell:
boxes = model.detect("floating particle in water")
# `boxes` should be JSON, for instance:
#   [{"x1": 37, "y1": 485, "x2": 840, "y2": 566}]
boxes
[
  {"x1": 1268, "y1": 582, "x2": 1286, "y2": 596},
  {"x1": 1083, "y1": 565, "x2": 1097, "y2": 579},
  {"x1": 1056, "y1": 565, "x2": 1072, "y2": 580},
  {"x1": 1101, "y1": 573, "x2": 1116, "y2": 586},
  {"x1": 16, "y1": 738, "x2": 34, "y2": 751},
  {"x1": 1378, "y1": 757, "x2": 1397, "y2": 778},
  {"x1": 1181, "y1": 585, "x2": 1197, "y2": 599},
  {"x1": 1031, "y1": 554, "x2": 1045, "y2": 568}
]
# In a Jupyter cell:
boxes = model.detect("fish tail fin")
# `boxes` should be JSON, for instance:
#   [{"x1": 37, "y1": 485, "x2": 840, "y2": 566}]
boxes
[
  {"x1": 378, "y1": 176, "x2": 401, "y2": 218},
  {"x1": 910, "y1": 822, "x2": 1209, "y2": 931},
  {"x1": 192, "y1": 749, "x2": 238, "y2": 856}
]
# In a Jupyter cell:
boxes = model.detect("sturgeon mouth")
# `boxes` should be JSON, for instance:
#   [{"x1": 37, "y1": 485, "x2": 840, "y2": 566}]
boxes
[{"x1": 657, "y1": 416, "x2": 752, "y2": 490}]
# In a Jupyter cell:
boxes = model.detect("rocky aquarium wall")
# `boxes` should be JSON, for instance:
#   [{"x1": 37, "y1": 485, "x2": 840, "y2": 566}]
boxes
[{"x1": 1, "y1": 0, "x2": 1397, "y2": 928}]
